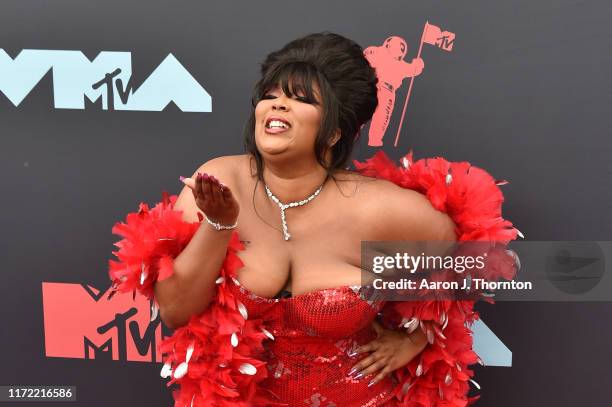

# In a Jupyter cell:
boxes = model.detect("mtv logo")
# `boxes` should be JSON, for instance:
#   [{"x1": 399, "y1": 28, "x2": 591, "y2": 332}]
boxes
[
  {"x1": 0, "y1": 50, "x2": 211, "y2": 112},
  {"x1": 41, "y1": 282, "x2": 166, "y2": 363}
]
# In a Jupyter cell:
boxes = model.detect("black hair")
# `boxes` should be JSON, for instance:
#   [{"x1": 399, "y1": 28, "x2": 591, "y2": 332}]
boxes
[{"x1": 243, "y1": 31, "x2": 379, "y2": 179}]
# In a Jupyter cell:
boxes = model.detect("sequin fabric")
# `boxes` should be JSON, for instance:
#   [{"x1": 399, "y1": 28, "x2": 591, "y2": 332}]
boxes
[
  {"x1": 108, "y1": 150, "x2": 519, "y2": 406},
  {"x1": 228, "y1": 277, "x2": 402, "y2": 406}
]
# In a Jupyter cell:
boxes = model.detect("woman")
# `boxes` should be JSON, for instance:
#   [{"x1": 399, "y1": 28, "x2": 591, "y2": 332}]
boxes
[{"x1": 108, "y1": 32, "x2": 519, "y2": 406}]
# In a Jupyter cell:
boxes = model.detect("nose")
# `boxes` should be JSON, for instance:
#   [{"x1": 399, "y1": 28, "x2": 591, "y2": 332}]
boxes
[{"x1": 272, "y1": 95, "x2": 289, "y2": 111}]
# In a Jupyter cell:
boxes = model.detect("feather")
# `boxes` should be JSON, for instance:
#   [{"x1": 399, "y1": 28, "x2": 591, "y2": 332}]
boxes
[{"x1": 354, "y1": 150, "x2": 519, "y2": 406}]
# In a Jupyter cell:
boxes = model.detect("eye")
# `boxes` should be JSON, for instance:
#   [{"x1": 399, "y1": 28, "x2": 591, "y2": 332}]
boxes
[
  {"x1": 260, "y1": 93, "x2": 318, "y2": 105},
  {"x1": 295, "y1": 95, "x2": 319, "y2": 105}
]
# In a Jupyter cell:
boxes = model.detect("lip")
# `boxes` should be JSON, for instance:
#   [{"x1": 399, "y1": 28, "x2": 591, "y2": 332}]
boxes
[{"x1": 265, "y1": 116, "x2": 292, "y2": 129}]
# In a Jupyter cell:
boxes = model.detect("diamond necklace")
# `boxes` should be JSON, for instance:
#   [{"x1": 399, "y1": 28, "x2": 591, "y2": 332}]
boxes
[{"x1": 264, "y1": 179, "x2": 326, "y2": 241}]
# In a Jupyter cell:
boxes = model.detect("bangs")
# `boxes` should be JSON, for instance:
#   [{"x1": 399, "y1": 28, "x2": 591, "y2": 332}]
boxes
[
  {"x1": 254, "y1": 61, "x2": 322, "y2": 106},
  {"x1": 245, "y1": 32, "x2": 377, "y2": 179}
]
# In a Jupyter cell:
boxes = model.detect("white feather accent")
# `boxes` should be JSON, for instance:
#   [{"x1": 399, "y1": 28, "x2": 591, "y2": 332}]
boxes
[
  {"x1": 160, "y1": 362, "x2": 172, "y2": 378},
  {"x1": 173, "y1": 362, "x2": 188, "y2": 379},
  {"x1": 238, "y1": 363, "x2": 257, "y2": 375}
]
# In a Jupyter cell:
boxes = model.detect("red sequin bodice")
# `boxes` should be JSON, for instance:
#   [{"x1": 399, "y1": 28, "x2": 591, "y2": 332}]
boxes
[{"x1": 228, "y1": 277, "x2": 401, "y2": 406}]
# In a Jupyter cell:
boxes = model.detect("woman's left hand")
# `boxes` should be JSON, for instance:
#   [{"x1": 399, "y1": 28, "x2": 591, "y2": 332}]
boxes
[{"x1": 348, "y1": 321, "x2": 428, "y2": 387}]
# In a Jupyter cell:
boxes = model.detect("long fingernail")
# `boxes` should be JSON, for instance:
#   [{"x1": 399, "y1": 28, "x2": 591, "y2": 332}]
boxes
[
  {"x1": 348, "y1": 367, "x2": 358, "y2": 376},
  {"x1": 367, "y1": 379, "x2": 377, "y2": 387},
  {"x1": 353, "y1": 372, "x2": 364, "y2": 380},
  {"x1": 347, "y1": 350, "x2": 358, "y2": 357},
  {"x1": 179, "y1": 176, "x2": 186, "y2": 182}
]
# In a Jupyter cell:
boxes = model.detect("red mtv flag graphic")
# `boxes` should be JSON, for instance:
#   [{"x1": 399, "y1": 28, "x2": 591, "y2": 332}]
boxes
[{"x1": 422, "y1": 22, "x2": 455, "y2": 51}]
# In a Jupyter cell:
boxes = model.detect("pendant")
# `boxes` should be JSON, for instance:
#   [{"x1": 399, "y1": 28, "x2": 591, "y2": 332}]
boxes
[{"x1": 265, "y1": 182, "x2": 324, "y2": 241}]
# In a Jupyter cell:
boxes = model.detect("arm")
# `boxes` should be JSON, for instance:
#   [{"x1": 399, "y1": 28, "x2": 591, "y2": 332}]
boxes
[
  {"x1": 108, "y1": 157, "x2": 282, "y2": 406},
  {"x1": 363, "y1": 45, "x2": 376, "y2": 58},
  {"x1": 404, "y1": 57, "x2": 424, "y2": 78},
  {"x1": 354, "y1": 151, "x2": 520, "y2": 405},
  {"x1": 392, "y1": 186, "x2": 456, "y2": 365},
  {"x1": 108, "y1": 157, "x2": 239, "y2": 329},
  {"x1": 350, "y1": 184, "x2": 454, "y2": 385},
  {"x1": 369, "y1": 182, "x2": 457, "y2": 243},
  {"x1": 154, "y1": 173, "x2": 234, "y2": 328},
  {"x1": 389, "y1": 187, "x2": 456, "y2": 348}
]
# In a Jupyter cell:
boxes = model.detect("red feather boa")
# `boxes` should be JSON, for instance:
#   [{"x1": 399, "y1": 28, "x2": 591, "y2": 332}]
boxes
[
  {"x1": 107, "y1": 150, "x2": 520, "y2": 406},
  {"x1": 353, "y1": 150, "x2": 519, "y2": 406},
  {"x1": 108, "y1": 192, "x2": 283, "y2": 406}
]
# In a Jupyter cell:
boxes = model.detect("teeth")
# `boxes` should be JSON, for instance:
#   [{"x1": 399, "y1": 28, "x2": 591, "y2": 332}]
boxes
[{"x1": 267, "y1": 120, "x2": 289, "y2": 129}]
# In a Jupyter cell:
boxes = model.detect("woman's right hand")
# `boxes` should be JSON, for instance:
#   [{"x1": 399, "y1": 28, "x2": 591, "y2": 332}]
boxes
[{"x1": 180, "y1": 172, "x2": 240, "y2": 226}]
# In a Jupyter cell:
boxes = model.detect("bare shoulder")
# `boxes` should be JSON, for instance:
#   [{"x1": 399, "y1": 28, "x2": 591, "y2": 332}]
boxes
[
  {"x1": 350, "y1": 174, "x2": 424, "y2": 211},
  {"x1": 353, "y1": 175, "x2": 456, "y2": 242},
  {"x1": 193, "y1": 154, "x2": 247, "y2": 182}
]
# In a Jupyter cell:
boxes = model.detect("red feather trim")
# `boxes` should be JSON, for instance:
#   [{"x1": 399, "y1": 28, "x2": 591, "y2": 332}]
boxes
[
  {"x1": 107, "y1": 149, "x2": 520, "y2": 406},
  {"x1": 108, "y1": 191, "x2": 285, "y2": 406},
  {"x1": 108, "y1": 192, "x2": 201, "y2": 300},
  {"x1": 353, "y1": 150, "x2": 520, "y2": 407}
]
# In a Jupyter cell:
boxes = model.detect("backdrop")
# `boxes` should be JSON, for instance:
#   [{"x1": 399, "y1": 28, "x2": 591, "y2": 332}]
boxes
[{"x1": 1, "y1": 0, "x2": 611, "y2": 406}]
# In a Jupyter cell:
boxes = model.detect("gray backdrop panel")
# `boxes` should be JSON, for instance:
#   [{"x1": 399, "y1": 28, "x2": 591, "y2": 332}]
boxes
[{"x1": 1, "y1": 0, "x2": 610, "y2": 406}]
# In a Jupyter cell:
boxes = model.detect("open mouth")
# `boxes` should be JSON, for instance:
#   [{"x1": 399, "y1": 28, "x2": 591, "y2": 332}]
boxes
[{"x1": 265, "y1": 117, "x2": 292, "y2": 131}]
